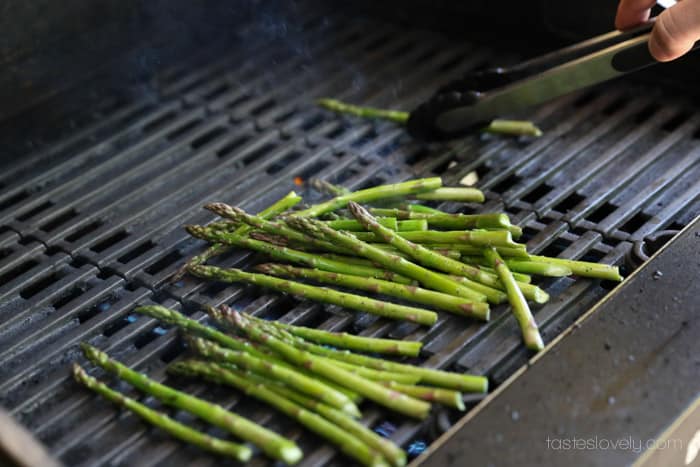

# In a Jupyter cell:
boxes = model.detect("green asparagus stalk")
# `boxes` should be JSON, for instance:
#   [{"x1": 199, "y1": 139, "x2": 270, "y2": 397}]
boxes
[
  {"x1": 204, "y1": 306, "x2": 363, "y2": 404},
  {"x1": 348, "y1": 202, "x2": 522, "y2": 289},
  {"x1": 379, "y1": 381, "x2": 465, "y2": 411},
  {"x1": 224, "y1": 308, "x2": 488, "y2": 393},
  {"x1": 317, "y1": 98, "x2": 409, "y2": 124},
  {"x1": 204, "y1": 203, "x2": 355, "y2": 255},
  {"x1": 322, "y1": 358, "x2": 422, "y2": 384},
  {"x1": 226, "y1": 308, "x2": 433, "y2": 419},
  {"x1": 325, "y1": 218, "x2": 398, "y2": 231},
  {"x1": 189, "y1": 337, "x2": 360, "y2": 417},
  {"x1": 242, "y1": 370, "x2": 406, "y2": 467},
  {"x1": 80, "y1": 343, "x2": 302, "y2": 463},
  {"x1": 445, "y1": 275, "x2": 508, "y2": 304},
  {"x1": 72, "y1": 364, "x2": 253, "y2": 461},
  {"x1": 484, "y1": 119, "x2": 543, "y2": 137},
  {"x1": 420, "y1": 243, "x2": 530, "y2": 258},
  {"x1": 351, "y1": 230, "x2": 524, "y2": 249},
  {"x1": 483, "y1": 248, "x2": 544, "y2": 351},
  {"x1": 404, "y1": 204, "x2": 444, "y2": 214},
  {"x1": 294, "y1": 178, "x2": 442, "y2": 217},
  {"x1": 461, "y1": 256, "x2": 572, "y2": 277},
  {"x1": 369, "y1": 209, "x2": 510, "y2": 229},
  {"x1": 412, "y1": 188, "x2": 485, "y2": 203},
  {"x1": 455, "y1": 261, "x2": 532, "y2": 283},
  {"x1": 256, "y1": 263, "x2": 489, "y2": 319},
  {"x1": 528, "y1": 255, "x2": 623, "y2": 281},
  {"x1": 309, "y1": 178, "x2": 352, "y2": 196},
  {"x1": 257, "y1": 316, "x2": 423, "y2": 357},
  {"x1": 173, "y1": 191, "x2": 302, "y2": 280},
  {"x1": 325, "y1": 244, "x2": 462, "y2": 261},
  {"x1": 189, "y1": 265, "x2": 438, "y2": 326},
  {"x1": 185, "y1": 227, "x2": 413, "y2": 284},
  {"x1": 287, "y1": 217, "x2": 488, "y2": 301},
  {"x1": 135, "y1": 305, "x2": 271, "y2": 357},
  {"x1": 169, "y1": 360, "x2": 389, "y2": 467}
]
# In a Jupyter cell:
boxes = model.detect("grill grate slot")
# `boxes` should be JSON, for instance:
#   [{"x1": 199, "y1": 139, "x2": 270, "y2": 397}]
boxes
[
  {"x1": 90, "y1": 230, "x2": 129, "y2": 253},
  {"x1": 0, "y1": 259, "x2": 39, "y2": 287},
  {"x1": 40, "y1": 209, "x2": 79, "y2": 232},
  {"x1": 0, "y1": 190, "x2": 31, "y2": 212},
  {"x1": 19, "y1": 271, "x2": 65, "y2": 299}
]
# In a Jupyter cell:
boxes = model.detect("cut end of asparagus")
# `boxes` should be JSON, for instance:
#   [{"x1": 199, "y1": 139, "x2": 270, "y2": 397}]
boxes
[
  {"x1": 524, "y1": 328, "x2": 545, "y2": 351},
  {"x1": 531, "y1": 287, "x2": 550, "y2": 304},
  {"x1": 278, "y1": 444, "x2": 304, "y2": 465}
]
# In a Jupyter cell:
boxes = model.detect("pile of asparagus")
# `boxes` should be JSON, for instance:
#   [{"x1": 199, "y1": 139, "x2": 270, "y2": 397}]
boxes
[
  {"x1": 181, "y1": 177, "x2": 622, "y2": 351},
  {"x1": 75, "y1": 304, "x2": 486, "y2": 466},
  {"x1": 73, "y1": 178, "x2": 623, "y2": 465}
]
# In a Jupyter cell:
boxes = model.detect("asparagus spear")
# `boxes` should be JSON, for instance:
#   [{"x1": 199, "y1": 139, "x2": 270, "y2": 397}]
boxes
[
  {"x1": 169, "y1": 360, "x2": 389, "y2": 467},
  {"x1": 72, "y1": 364, "x2": 253, "y2": 462},
  {"x1": 351, "y1": 230, "x2": 523, "y2": 249},
  {"x1": 412, "y1": 188, "x2": 485, "y2": 203},
  {"x1": 80, "y1": 343, "x2": 303, "y2": 463},
  {"x1": 189, "y1": 337, "x2": 360, "y2": 417},
  {"x1": 454, "y1": 260, "x2": 532, "y2": 283},
  {"x1": 461, "y1": 256, "x2": 572, "y2": 277},
  {"x1": 325, "y1": 218, "x2": 398, "y2": 231},
  {"x1": 318, "y1": 358, "x2": 422, "y2": 384},
  {"x1": 317, "y1": 98, "x2": 410, "y2": 124},
  {"x1": 204, "y1": 306, "x2": 363, "y2": 404},
  {"x1": 379, "y1": 381, "x2": 465, "y2": 411},
  {"x1": 286, "y1": 217, "x2": 484, "y2": 301},
  {"x1": 257, "y1": 315, "x2": 423, "y2": 357},
  {"x1": 189, "y1": 265, "x2": 438, "y2": 326},
  {"x1": 220, "y1": 307, "x2": 488, "y2": 393},
  {"x1": 528, "y1": 255, "x2": 623, "y2": 281},
  {"x1": 484, "y1": 248, "x2": 544, "y2": 351},
  {"x1": 225, "y1": 308, "x2": 433, "y2": 419},
  {"x1": 186, "y1": 226, "x2": 413, "y2": 284},
  {"x1": 348, "y1": 202, "x2": 522, "y2": 289},
  {"x1": 484, "y1": 119, "x2": 543, "y2": 137},
  {"x1": 309, "y1": 178, "x2": 352, "y2": 196},
  {"x1": 173, "y1": 191, "x2": 302, "y2": 280},
  {"x1": 445, "y1": 275, "x2": 508, "y2": 304},
  {"x1": 204, "y1": 203, "x2": 354, "y2": 255},
  {"x1": 419, "y1": 243, "x2": 530, "y2": 258},
  {"x1": 242, "y1": 370, "x2": 406, "y2": 467},
  {"x1": 294, "y1": 178, "x2": 442, "y2": 217},
  {"x1": 256, "y1": 263, "x2": 490, "y2": 319},
  {"x1": 369, "y1": 209, "x2": 510, "y2": 229},
  {"x1": 317, "y1": 99, "x2": 542, "y2": 137}
]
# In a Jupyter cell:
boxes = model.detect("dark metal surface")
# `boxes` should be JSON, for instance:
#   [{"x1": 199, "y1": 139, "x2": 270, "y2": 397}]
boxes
[
  {"x1": 416, "y1": 217, "x2": 700, "y2": 467},
  {"x1": 0, "y1": 2, "x2": 698, "y2": 466}
]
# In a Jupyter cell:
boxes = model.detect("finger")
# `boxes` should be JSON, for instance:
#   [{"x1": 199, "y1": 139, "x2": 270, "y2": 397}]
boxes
[
  {"x1": 615, "y1": 0, "x2": 657, "y2": 29},
  {"x1": 650, "y1": 0, "x2": 700, "y2": 61}
]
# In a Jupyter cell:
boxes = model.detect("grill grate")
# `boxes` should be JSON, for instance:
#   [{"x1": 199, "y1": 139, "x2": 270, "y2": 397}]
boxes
[{"x1": 0, "y1": 4, "x2": 698, "y2": 466}]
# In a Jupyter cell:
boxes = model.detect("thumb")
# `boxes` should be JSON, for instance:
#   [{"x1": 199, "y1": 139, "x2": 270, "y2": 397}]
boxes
[{"x1": 650, "y1": 0, "x2": 700, "y2": 61}]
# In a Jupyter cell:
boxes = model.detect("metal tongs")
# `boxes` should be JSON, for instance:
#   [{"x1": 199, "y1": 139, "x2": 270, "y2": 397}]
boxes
[{"x1": 408, "y1": 17, "x2": 700, "y2": 140}]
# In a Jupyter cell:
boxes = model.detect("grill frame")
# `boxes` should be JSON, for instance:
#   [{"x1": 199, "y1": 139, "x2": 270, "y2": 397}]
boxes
[{"x1": 0, "y1": 2, "x2": 698, "y2": 466}]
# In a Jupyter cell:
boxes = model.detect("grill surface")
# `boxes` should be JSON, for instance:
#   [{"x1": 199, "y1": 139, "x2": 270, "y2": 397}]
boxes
[{"x1": 1, "y1": 3, "x2": 699, "y2": 466}]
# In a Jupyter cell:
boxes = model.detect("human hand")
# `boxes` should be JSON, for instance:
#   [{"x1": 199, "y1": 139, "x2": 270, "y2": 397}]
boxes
[{"x1": 616, "y1": 0, "x2": 700, "y2": 61}]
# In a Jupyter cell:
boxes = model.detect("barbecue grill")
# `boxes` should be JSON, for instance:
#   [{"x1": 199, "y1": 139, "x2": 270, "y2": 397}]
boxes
[{"x1": 1, "y1": 1, "x2": 699, "y2": 466}]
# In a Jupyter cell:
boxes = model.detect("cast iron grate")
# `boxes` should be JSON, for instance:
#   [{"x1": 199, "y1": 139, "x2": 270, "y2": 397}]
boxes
[{"x1": 0, "y1": 4, "x2": 697, "y2": 467}]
